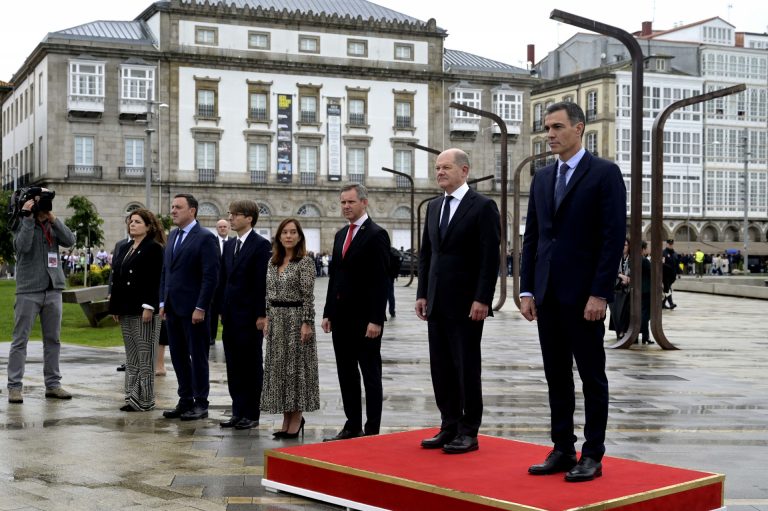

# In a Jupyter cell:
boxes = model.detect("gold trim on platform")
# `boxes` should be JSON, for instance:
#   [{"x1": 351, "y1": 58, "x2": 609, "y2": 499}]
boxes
[{"x1": 265, "y1": 448, "x2": 724, "y2": 511}]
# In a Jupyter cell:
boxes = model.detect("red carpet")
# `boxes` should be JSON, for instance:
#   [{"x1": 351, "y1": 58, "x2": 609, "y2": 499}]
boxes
[{"x1": 263, "y1": 429, "x2": 723, "y2": 511}]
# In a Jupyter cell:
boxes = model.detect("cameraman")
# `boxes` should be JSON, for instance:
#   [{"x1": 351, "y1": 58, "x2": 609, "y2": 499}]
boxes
[{"x1": 7, "y1": 188, "x2": 76, "y2": 404}]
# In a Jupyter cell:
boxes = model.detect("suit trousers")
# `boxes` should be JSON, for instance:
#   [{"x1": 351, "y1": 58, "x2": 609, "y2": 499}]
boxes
[
  {"x1": 222, "y1": 321, "x2": 263, "y2": 421},
  {"x1": 165, "y1": 307, "x2": 210, "y2": 409},
  {"x1": 427, "y1": 311, "x2": 484, "y2": 437},
  {"x1": 331, "y1": 321, "x2": 383, "y2": 435},
  {"x1": 536, "y1": 294, "x2": 608, "y2": 461},
  {"x1": 8, "y1": 291, "x2": 63, "y2": 389}
]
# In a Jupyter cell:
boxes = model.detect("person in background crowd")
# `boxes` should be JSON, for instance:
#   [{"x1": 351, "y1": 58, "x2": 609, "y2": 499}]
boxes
[
  {"x1": 608, "y1": 239, "x2": 630, "y2": 340},
  {"x1": 209, "y1": 218, "x2": 230, "y2": 346},
  {"x1": 661, "y1": 240, "x2": 679, "y2": 309}
]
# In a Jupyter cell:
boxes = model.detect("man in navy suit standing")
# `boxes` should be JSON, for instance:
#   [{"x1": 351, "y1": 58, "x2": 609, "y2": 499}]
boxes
[
  {"x1": 416, "y1": 148, "x2": 500, "y2": 454},
  {"x1": 322, "y1": 183, "x2": 391, "y2": 441},
  {"x1": 160, "y1": 193, "x2": 220, "y2": 421},
  {"x1": 216, "y1": 200, "x2": 271, "y2": 430},
  {"x1": 521, "y1": 102, "x2": 626, "y2": 481}
]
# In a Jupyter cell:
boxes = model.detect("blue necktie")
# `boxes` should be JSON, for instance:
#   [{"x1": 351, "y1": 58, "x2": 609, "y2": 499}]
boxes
[
  {"x1": 173, "y1": 230, "x2": 185, "y2": 257},
  {"x1": 554, "y1": 163, "x2": 569, "y2": 209},
  {"x1": 439, "y1": 195, "x2": 453, "y2": 240}
]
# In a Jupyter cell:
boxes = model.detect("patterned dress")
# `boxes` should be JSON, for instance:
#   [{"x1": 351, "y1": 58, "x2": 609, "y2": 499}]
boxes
[{"x1": 260, "y1": 256, "x2": 320, "y2": 413}]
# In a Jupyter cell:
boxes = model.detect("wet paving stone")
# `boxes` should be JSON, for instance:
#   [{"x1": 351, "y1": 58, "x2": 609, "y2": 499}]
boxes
[{"x1": 1, "y1": 279, "x2": 767, "y2": 509}]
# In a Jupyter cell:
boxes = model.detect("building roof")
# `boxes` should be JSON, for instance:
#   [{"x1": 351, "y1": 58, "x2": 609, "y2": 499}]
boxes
[
  {"x1": 444, "y1": 49, "x2": 528, "y2": 75},
  {"x1": 0, "y1": 80, "x2": 11, "y2": 87},
  {"x1": 180, "y1": 0, "x2": 426, "y2": 25},
  {"x1": 45, "y1": 20, "x2": 155, "y2": 45},
  {"x1": 637, "y1": 16, "x2": 733, "y2": 40}
]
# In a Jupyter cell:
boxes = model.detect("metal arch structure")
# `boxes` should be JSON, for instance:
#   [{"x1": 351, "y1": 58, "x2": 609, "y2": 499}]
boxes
[
  {"x1": 381, "y1": 166, "x2": 415, "y2": 287},
  {"x1": 647, "y1": 84, "x2": 746, "y2": 350},
  {"x1": 550, "y1": 10, "x2": 645, "y2": 349}
]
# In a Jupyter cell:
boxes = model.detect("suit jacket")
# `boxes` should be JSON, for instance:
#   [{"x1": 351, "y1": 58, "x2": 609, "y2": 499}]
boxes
[
  {"x1": 216, "y1": 231, "x2": 271, "y2": 326},
  {"x1": 417, "y1": 188, "x2": 501, "y2": 318},
  {"x1": 520, "y1": 150, "x2": 627, "y2": 306},
  {"x1": 323, "y1": 217, "x2": 390, "y2": 328},
  {"x1": 160, "y1": 222, "x2": 220, "y2": 316},
  {"x1": 108, "y1": 237, "x2": 164, "y2": 315}
]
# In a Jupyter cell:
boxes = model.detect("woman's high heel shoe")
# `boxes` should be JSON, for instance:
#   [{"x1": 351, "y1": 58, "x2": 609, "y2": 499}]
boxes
[
  {"x1": 281, "y1": 417, "x2": 305, "y2": 439},
  {"x1": 273, "y1": 430, "x2": 287, "y2": 439}
]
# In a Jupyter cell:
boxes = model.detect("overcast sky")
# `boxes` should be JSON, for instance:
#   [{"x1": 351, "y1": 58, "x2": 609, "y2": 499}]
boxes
[{"x1": 1, "y1": 0, "x2": 766, "y2": 81}]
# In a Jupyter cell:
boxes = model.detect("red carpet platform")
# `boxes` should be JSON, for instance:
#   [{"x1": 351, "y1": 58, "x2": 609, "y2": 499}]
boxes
[{"x1": 262, "y1": 429, "x2": 724, "y2": 511}]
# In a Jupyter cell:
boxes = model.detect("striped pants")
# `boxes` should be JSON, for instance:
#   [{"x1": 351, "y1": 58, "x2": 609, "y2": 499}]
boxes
[{"x1": 120, "y1": 314, "x2": 161, "y2": 411}]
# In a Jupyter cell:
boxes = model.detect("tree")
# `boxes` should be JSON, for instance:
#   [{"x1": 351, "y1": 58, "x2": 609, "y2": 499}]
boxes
[
  {"x1": 0, "y1": 190, "x2": 16, "y2": 265},
  {"x1": 65, "y1": 196, "x2": 105, "y2": 249}
]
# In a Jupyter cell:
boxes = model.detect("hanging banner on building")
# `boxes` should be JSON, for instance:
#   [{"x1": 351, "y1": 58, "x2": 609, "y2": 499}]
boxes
[
  {"x1": 277, "y1": 94, "x2": 293, "y2": 183},
  {"x1": 327, "y1": 103, "x2": 342, "y2": 181}
]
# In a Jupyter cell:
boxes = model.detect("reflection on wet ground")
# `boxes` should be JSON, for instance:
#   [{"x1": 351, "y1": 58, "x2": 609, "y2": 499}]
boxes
[{"x1": 1, "y1": 279, "x2": 767, "y2": 510}]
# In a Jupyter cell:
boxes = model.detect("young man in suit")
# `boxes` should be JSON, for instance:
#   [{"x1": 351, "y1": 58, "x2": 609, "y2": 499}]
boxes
[
  {"x1": 160, "y1": 193, "x2": 220, "y2": 421},
  {"x1": 416, "y1": 148, "x2": 501, "y2": 454},
  {"x1": 216, "y1": 200, "x2": 271, "y2": 430},
  {"x1": 322, "y1": 183, "x2": 391, "y2": 441},
  {"x1": 520, "y1": 101, "x2": 626, "y2": 482}
]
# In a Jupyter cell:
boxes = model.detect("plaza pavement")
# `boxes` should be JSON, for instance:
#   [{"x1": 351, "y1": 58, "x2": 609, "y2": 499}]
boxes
[{"x1": 1, "y1": 277, "x2": 767, "y2": 510}]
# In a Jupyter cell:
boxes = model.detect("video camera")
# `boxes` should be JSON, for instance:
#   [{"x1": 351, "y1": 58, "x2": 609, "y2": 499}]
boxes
[{"x1": 7, "y1": 186, "x2": 55, "y2": 230}]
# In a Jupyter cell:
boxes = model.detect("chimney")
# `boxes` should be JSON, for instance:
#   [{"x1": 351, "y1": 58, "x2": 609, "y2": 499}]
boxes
[
  {"x1": 527, "y1": 44, "x2": 535, "y2": 67},
  {"x1": 641, "y1": 21, "x2": 653, "y2": 37}
]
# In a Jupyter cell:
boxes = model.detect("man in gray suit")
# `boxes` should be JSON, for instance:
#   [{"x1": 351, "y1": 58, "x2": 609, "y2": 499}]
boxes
[{"x1": 7, "y1": 188, "x2": 76, "y2": 404}]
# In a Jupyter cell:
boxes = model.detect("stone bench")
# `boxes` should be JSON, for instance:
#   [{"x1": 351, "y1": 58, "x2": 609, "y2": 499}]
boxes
[{"x1": 62, "y1": 285, "x2": 110, "y2": 327}]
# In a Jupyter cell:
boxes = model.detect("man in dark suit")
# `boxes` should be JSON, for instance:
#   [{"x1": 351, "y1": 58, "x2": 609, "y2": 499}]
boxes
[
  {"x1": 322, "y1": 183, "x2": 390, "y2": 441},
  {"x1": 520, "y1": 102, "x2": 626, "y2": 482},
  {"x1": 216, "y1": 200, "x2": 271, "y2": 430},
  {"x1": 209, "y1": 218, "x2": 230, "y2": 345},
  {"x1": 416, "y1": 148, "x2": 501, "y2": 454},
  {"x1": 160, "y1": 193, "x2": 220, "y2": 421}
]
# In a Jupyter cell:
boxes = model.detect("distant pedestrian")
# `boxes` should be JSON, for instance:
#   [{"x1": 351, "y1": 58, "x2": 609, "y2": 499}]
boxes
[{"x1": 661, "y1": 240, "x2": 678, "y2": 309}]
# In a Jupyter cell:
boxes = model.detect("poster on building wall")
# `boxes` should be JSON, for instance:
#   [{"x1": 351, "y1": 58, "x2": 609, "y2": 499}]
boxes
[
  {"x1": 327, "y1": 103, "x2": 342, "y2": 181},
  {"x1": 277, "y1": 94, "x2": 293, "y2": 183}
]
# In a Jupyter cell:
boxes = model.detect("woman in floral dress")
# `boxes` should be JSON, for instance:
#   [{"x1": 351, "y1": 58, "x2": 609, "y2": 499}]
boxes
[{"x1": 261, "y1": 218, "x2": 319, "y2": 438}]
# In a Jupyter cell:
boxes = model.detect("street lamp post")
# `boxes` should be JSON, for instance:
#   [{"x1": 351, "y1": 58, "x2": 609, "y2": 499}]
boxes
[
  {"x1": 741, "y1": 128, "x2": 750, "y2": 273},
  {"x1": 144, "y1": 100, "x2": 169, "y2": 213}
]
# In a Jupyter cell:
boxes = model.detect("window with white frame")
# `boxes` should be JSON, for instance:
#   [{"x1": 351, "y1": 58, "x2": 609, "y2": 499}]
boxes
[
  {"x1": 450, "y1": 89, "x2": 481, "y2": 124},
  {"x1": 663, "y1": 175, "x2": 702, "y2": 215},
  {"x1": 248, "y1": 31, "x2": 270, "y2": 50},
  {"x1": 125, "y1": 138, "x2": 144, "y2": 168},
  {"x1": 249, "y1": 92, "x2": 268, "y2": 121},
  {"x1": 493, "y1": 91, "x2": 522, "y2": 125},
  {"x1": 347, "y1": 39, "x2": 367, "y2": 57},
  {"x1": 299, "y1": 35, "x2": 319, "y2": 53},
  {"x1": 585, "y1": 131, "x2": 598, "y2": 155},
  {"x1": 248, "y1": 143, "x2": 268, "y2": 180},
  {"x1": 393, "y1": 148, "x2": 412, "y2": 188},
  {"x1": 394, "y1": 43, "x2": 414, "y2": 61},
  {"x1": 616, "y1": 84, "x2": 631, "y2": 117},
  {"x1": 197, "y1": 89, "x2": 215, "y2": 118},
  {"x1": 70, "y1": 61, "x2": 104, "y2": 97},
  {"x1": 348, "y1": 99, "x2": 365, "y2": 126},
  {"x1": 196, "y1": 141, "x2": 216, "y2": 171},
  {"x1": 394, "y1": 100, "x2": 412, "y2": 129},
  {"x1": 195, "y1": 26, "x2": 217, "y2": 45},
  {"x1": 299, "y1": 146, "x2": 318, "y2": 174},
  {"x1": 121, "y1": 66, "x2": 154, "y2": 101},
  {"x1": 299, "y1": 95, "x2": 318, "y2": 124},
  {"x1": 586, "y1": 90, "x2": 598, "y2": 121},
  {"x1": 347, "y1": 147, "x2": 365, "y2": 180},
  {"x1": 74, "y1": 136, "x2": 94, "y2": 166}
]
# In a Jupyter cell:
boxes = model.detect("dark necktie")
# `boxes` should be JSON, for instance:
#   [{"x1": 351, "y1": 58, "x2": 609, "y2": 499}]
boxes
[
  {"x1": 234, "y1": 239, "x2": 242, "y2": 258},
  {"x1": 173, "y1": 230, "x2": 185, "y2": 257},
  {"x1": 439, "y1": 195, "x2": 453, "y2": 240},
  {"x1": 554, "y1": 163, "x2": 569, "y2": 209}
]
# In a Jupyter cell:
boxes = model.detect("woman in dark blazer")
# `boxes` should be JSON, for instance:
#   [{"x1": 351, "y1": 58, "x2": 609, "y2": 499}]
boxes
[{"x1": 109, "y1": 208, "x2": 166, "y2": 411}]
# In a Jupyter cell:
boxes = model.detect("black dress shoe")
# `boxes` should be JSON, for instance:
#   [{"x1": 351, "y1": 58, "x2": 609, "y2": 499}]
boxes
[
  {"x1": 528, "y1": 450, "x2": 578, "y2": 475},
  {"x1": 323, "y1": 429, "x2": 364, "y2": 442},
  {"x1": 162, "y1": 405, "x2": 191, "y2": 419},
  {"x1": 180, "y1": 407, "x2": 209, "y2": 421},
  {"x1": 421, "y1": 430, "x2": 456, "y2": 449},
  {"x1": 219, "y1": 416, "x2": 242, "y2": 428},
  {"x1": 117, "y1": 364, "x2": 126, "y2": 372},
  {"x1": 234, "y1": 418, "x2": 258, "y2": 430},
  {"x1": 565, "y1": 456, "x2": 603, "y2": 482},
  {"x1": 442, "y1": 434, "x2": 478, "y2": 454}
]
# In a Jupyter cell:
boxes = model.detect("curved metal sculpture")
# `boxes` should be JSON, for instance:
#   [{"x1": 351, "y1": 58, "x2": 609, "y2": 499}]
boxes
[{"x1": 381, "y1": 166, "x2": 415, "y2": 287}]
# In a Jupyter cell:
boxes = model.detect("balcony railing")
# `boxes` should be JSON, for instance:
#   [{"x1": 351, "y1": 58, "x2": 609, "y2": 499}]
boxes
[
  {"x1": 396, "y1": 174, "x2": 411, "y2": 189},
  {"x1": 248, "y1": 108, "x2": 268, "y2": 121},
  {"x1": 68, "y1": 94, "x2": 105, "y2": 113},
  {"x1": 299, "y1": 111, "x2": 317, "y2": 123},
  {"x1": 299, "y1": 172, "x2": 317, "y2": 185},
  {"x1": 197, "y1": 104, "x2": 215, "y2": 118},
  {"x1": 348, "y1": 112, "x2": 366, "y2": 126},
  {"x1": 198, "y1": 168, "x2": 215, "y2": 183},
  {"x1": 250, "y1": 171, "x2": 267, "y2": 184},
  {"x1": 395, "y1": 115, "x2": 412, "y2": 129},
  {"x1": 347, "y1": 173, "x2": 365, "y2": 184},
  {"x1": 533, "y1": 120, "x2": 543, "y2": 132},
  {"x1": 119, "y1": 166, "x2": 145, "y2": 179},
  {"x1": 449, "y1": 116, "x2": 480, "y2": 132},
  {"x1": 586, "y1": 109, "x2": 597, "y2": 122},
  {"x1": 67, "y1": 165, "x2": 103, "y2": 179}
]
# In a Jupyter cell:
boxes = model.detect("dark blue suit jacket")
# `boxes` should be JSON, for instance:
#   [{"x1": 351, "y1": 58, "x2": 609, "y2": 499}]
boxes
[
  {"x1": 520, "y1": 151, "x2": 626, "y2": 306},
  {"x1": 417, "y1": 188, "x2": 501, "y2": 317},
  {"x1": 217, "y1": 231, "x2": 271, "y2": 326},
  {"x1": 160, "y1": 221, "x2": 220, "y2": 316}
]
